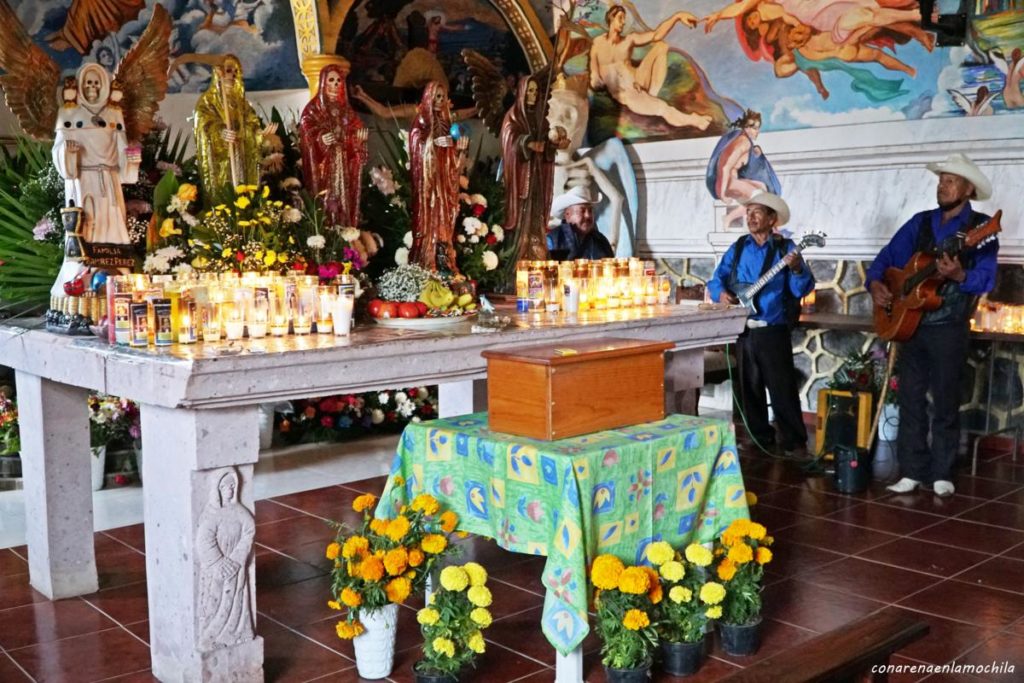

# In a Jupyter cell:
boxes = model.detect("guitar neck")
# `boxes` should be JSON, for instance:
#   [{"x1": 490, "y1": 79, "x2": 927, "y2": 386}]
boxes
[{"x1": 742, "y1": 246, "x2": 801, "y2": 300}]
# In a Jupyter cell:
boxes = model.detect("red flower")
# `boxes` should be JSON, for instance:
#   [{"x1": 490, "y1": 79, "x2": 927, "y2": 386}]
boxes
[
  {"x1": 235, "y1": 251, "x2": 245, "y2": 262},
  {"x1": 320, "y1": 415, "x2": 334, "y2": 428},
  {"x1": 472, "y1": 204, "x2": 486, "y2": 217},
  {"x1": 292, "y1": 261, "x2": 306, "y2": 271},
  {"x1": 485, "y1": 234, "x2": 497, "y2": 245},
  {"x1": 420, "y1": 403, "x2": 433, "y2": 417},
  {"x1": 386, "y1": 410, "x2": 397, "y2": 422},
  {"x1": 320, "y1": 398, "x2": 338, "y2": 413},
  {"x1": 114, "y1": 474, "x2": 128, "y2": 486}
]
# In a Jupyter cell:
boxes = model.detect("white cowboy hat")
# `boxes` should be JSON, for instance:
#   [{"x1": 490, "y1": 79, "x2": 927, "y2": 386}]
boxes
[
  {"x1": 926, "y1": 153, "x2": 992, "y2": 201},
  {"x1": 740, "y1": 190, "x2": 790, "y2": 227},
  {"x1": 551, "y1": 185, "x2": 603, "y2": 218}
]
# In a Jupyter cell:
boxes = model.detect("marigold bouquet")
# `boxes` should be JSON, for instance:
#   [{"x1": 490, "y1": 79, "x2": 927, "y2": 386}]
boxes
[
  {"x1": 327, "y1": 492, "x2": 459, "y2": 640},
  {"x1": 415, "y1": 562, "x2": 493, "y2": 678},
  {"x1": 713, "y1": 519, "x2": 773, "y2": 626},
  {"x1": 645, "y1": 541, "x2": 726, "y2": 643},
  {"x1": 590, "y1": 554, "x2": 661, "y2": 669}
]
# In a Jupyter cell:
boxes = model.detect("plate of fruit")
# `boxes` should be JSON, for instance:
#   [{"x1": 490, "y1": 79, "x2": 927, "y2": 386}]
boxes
[{"x1": 369, "y1": 271, "x2": 478, "y2": 329}]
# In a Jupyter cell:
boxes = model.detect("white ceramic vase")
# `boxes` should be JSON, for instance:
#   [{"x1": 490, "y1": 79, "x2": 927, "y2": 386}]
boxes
[
  {"x1": 90, "y1": 445, "x2": 107, "y2": 491},
  {"x1": 352, "y1": 603, "x2": 399, "y2": 679}
]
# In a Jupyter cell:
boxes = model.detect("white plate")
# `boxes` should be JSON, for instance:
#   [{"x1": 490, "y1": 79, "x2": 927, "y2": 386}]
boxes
[{"x1": 373, "y1": 313, "x2": 477, "y2": 330}]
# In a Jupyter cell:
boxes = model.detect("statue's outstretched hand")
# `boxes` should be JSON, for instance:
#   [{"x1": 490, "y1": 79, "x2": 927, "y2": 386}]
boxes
[{"x1": 321, "y1": 132, "x2": 336, "y2": 146}]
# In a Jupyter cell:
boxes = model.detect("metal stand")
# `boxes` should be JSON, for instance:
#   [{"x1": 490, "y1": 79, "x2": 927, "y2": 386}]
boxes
[{"x1": 969, "y1": 336, "x2": 1021, "y2": 475}]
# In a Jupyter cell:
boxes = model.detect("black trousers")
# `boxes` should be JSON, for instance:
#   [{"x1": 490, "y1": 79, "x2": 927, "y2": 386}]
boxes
[
  {"x1": 736, "y1": 325, "x2": 807, "y2": 449},
  {"x1": 897, "y1": 322, "x2": 969, "y2": 483}
]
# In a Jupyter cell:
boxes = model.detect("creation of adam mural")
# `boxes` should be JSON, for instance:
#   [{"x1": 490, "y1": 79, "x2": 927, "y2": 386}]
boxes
[
  {"x1": 3, "y1": 0, "x2": 304, "y2": 93},
  {"x1": 552, "y1": 0, "x2": 1024, "y2": 144}
]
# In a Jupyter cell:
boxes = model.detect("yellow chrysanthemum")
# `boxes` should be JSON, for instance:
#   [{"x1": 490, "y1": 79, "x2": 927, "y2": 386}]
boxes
[
  {"x1": 342, "y1": 536, "x2": 369, "y2": 559},
  {"x1": 659, "y1": 561, "x2": 685, "y2": 583},
  {"x1": 340, "y1": 587, "x2": 362, "y2": 608},
  {"x1": 235, "y1": 196, "x2": 251, "y2": 210},
  {"x1": 263, "y1": 250, "x2": 277, "y2": 267},
  {"x1": 410, "y1": 493, "x2": 440, "y2": 515},
  {"x1": 408, "y1": 548, "x2": 425, "y2": 567},
  {"x1": 421, "y1": 534, "x2": 447, "y2": 554},
  {"x1": 717, "y1": 558, "x2": 737, "y2": 581},
  {"x1": 755, "y1": 547, "x2": 773, "y2": 565},
  {"x1": 221, "y1": 247, "x2": 232, "y2": 258},
  {"x1": 417, "y1": 607, "x2": 440, "y2": 626},
  {"x1": 385, "y1": 576, "x2": 411, "y2": 603},
  {"x1": 440, "y1": 566, "x2": 469, "y2": 592},
  {"x1": 384, "y1": 547, "x2": 408, "y2": 576},
  {"x1": 335, "y1": 620, "x2": 364, "y2": 639},
  {"x1": 591, "y1": 555, "x2": 625, "y2": 591},
  {"x1": 176, "y1": 183, "x2": 198, "y2": 202},
  {"x1": 325, "y1": 542, "x2": 341, "y2": 561},
  {"x1": 669, "y1": 586, "x2": 692, "y2": 604},
  {"x1": 470, "y1": 607, "x2": 492, "y2": 628},
  {"x1": 467, "y1": 585, "x2": 493, "y2": 607},
  {"x1": 617, "y1": 566, "x2": 651, "y2": 595},
  {"x1": 468, "y1": 631, "x2": 486, "y2": 654},
  {"x1": 622, "y1": 609, "x2": 650, "y2": 631},
  {"x1": 463, "y1": 562, "x2": 488, "y2": 587},
  {"x1": 385, "y1": 516, "x2": 411, "y2": 542},
  {"x1": 327, "y1": 600, "x2": 341, "y2": 611},
  {"x1": 432, "y1": 637, "x2": 456, "y2": 658},
  {"x1": 699, "y1": 582, "x2": 726, "y2": 606},
  {"x1": 705, "y1": 606, "x2": 723, "y2": 620},
  {"x1": 277, "y1": 251, "x2": 289, "y2": 263},
  {"x1": 685, "y1": 543, "x2": 714, "y2": 567},
  {"x1": 728, "y1": 543, "x2": 754, "y2": 565},
  {"x1": 361, "y1": 556, "x2": 385, "y2": 582},
  {"x1": 646, "y1": 541, "x2": 675, "y2": 566},
  {"x1": 353, "y1": 493, "x2": 378, "y2": 513},
  {"x1": 440, "y1": 510, "x2": 459, "y2": 533}
]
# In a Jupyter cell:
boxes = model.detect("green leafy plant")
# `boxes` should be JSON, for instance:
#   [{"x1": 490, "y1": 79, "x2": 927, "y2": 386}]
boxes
[
  {"x1": 646, "y1": 541, "x2": 723, "y2": 644},
  {"x1": 415, "y1": 562, "x2": 494, "y2": 678},
  {"x1": 590, "y1": 554, "x2": 659, "y2": 669}
]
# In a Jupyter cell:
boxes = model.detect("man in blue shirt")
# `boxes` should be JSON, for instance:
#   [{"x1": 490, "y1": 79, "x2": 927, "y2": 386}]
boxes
[
  {"x1": 708, "y1": 192, "x2": 816, "y2": 455},
  {"x1": 867, "y1": 153, "x2": 998, "y2": 498}
]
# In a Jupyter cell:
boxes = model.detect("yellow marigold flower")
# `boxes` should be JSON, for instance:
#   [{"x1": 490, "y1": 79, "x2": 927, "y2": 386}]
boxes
[
  {"x1": 421, "y1": 534, "x2": 447, "y2": 554},
  {"x1": 342, "y1": 536, "x2": 369, "y2": 559},
  {"x1": 385, "y1": 516, "x2": 411, "y2": 542},
  {"x1": 468, "y1": 631, "x2": 486, "y2": 654},
  {"x1": 727, "y1": 519, "x2": 751, "y2": 537},
  {"x1": 622, "y1": 609, "x2": 650, "y2": 631},
  {"x1": 361, "y1": 556, "x2": 385, "y2": 582},
  {"x1": 368, "y1": 519, "x2": 387, "y2": 535},
  {"x1": 755, "y1": 547, "x2": 773, "y2": 565},
  {"x1": 745, "y1": 491, "x2": 758, "y2": 506},
  {"x1": 384, "y1": 547, "x2": 408, "y2": 576},
  {"x1": 669, "y1": 586, "x2": 692, "y2": 604},
  {"x1": 763, "y1": 535, "x2": 774, "y2": 547},
  {"x1": 408, "y1": 548, "x2": 425, "y2": 567},
  {"x1": 685, "y1": 544, "x2": 713, "y2": 567},
  {"x1": 700, "y1": 582, "x2": 726, "y2": 606},
  {"x1": 747, "y1": 523, "x2": 767, "y2": 541},
  {"x1": 335, "y1": 620, "x2": 364, "y2": 639},
  {"x1": 327, "y1": 600, "x2": 341, "y2": 611},
  {"x1": 340, "y1": 587, "x2": 362, "y2": 608},
  {"x1": 717, "y1": 558, "x2": 737, "y2": 581},
  {"x1": 439, "y1": 510, "x2": 459, "y2": 533},
  {"x1": 464, "y1": 562, "x2": 487, "y2": 587},
  {"x1": 642, "y1": 566, "x2": 662, "y2": 603},
  {"x1": 440, "y1": 566, "x2": 469, "y2": 592},
  {"x1": 353, "y1": 493, "x2": 378, "y2": 513},
  {"x1": 417, "y1": 608, "x2": 440, "y2": 626},
  {"x1": 728, "y1": 543, "x2": 754, "y2": 565},
  {"x1": 235, "y1": 196, "x2": 251, "y2": 210},
  {"x1": 470, "y1": 607, "x2": 492, "y2": 628},
  {"x1": 591, "y1": 555, "x2": 625, "y2": 591},
  {"x1": 467, "y1": 585, "x2": 493, "y2": 607},
  {"x1": 719, "y1": 531, "x2": 738, "y2": 548},
  {"x1": 347, "y1": 561, "x2": 359, "y2": 578},
  {"x1": 660, "y1": 560, "x2": 685, "y2": 582},
  {"x1": 325, "y1": 542, "x2": 341, "y2": 561},
  {"x1": 385, "y1": 576, "x2": 411, "y2": 603},
  {"x1": 646, "y1": 541, "x2": 675, "y2": 566},
  {"x1": 176, "y1": 183, "x2": 198, "y2": 202},
  {"x1": 410, "y1": 493, "x2": 440, "y2": 515},
  {"x1": 432, "y1": 637, "x2": 456, "y2": 658},
  {"x1": 705, "y1": 606, "x2": 723, "y2": 620},
  {"x1": 617, "y1": 566, "x2": 651, "y2": 595}
]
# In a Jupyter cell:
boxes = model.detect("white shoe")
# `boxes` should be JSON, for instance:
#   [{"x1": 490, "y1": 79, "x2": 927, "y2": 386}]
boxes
[
  {"x1": 886, "y1": 477, "x2": 921, "y2": 494},
  {"x1": 933, "y1": 480, "x2": 955, "y2": 498}
]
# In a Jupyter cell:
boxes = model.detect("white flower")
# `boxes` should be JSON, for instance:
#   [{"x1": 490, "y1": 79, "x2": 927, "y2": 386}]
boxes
[
  {"x1": 395, "y1": 247, "x2": 409, "y2": 266},
  {"x1": 470, "y1": 194, "x2": 487, "y2": 207},
  {"x1": 456, "y1": 234, "x2": 466, "y2": 243},
  {"x1": 398, "y1": 401, "x2": 415, "y2": 418},
  {"x1": 378, "y1": 392, "x2": 390, "y2": 404},
  {"x1": 491, "y1": 225, "x2": 504, "y2": 242},
  {"x1": 482, "y1": 250, "x2": 499, "y2": 271},
  {"x1": 395, "y1": 391, "x2": 408, "y2": 403},
  {"x1": 181, "y1": 211, "x2": 198, "y2": 228},
  {"x1": 462, "y1": 216, "x2": 483, "y2": 235},
  {"x1": 143, "y1": 254, "x2": 170, "y2": 274},
  {"x1": 283, "y1": 207, "x2": 303, "y2": 223},
  {"x1": 469, "y1": 234, "x2": 479, "y2": 244},
  {"x1": 167, "y1": 195, "x2": 187, "y2": 215},
  {"x1": 155, "y1": 245, "x2": 184, "y2": 260},
  {"x1": 476, "y1": 221, "x2": 490, "y2": 237},
  {"x1": 341, "y1": 227, "x2": 360, "y2": 242},
  {"x1": 370, "y1": 166, "x2": 398, "y2": 196},
  {"x1": 417, "y1": 387, "x2": 430, "y2": 400},
  {"x1": 403, "y1": 231, "x2": 414, "y2": 248},
  {"x1": 371, "y1": 408, "x2": 385, "y2": 424},
  {"x1": 307, "y1": 235, "x2": 326, "y2": 249},
  {"x1": 172, "y1": 262, "x2": 194, "y2": 275}
]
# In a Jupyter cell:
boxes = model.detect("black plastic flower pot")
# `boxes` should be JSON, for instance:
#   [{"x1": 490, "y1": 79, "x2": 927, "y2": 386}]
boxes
[
  {"x1": 719, "y1": 618, "x2": 762, "y2": 656},
  {"x1": 603, "y1": 657, "x2": 652, "y2": 682},
  {"x1": 412, "y1": 662, "x2": 458, "y2": 683},
  {"x1": 660, "y1": 638, "x2": 705, "y2": 676}
]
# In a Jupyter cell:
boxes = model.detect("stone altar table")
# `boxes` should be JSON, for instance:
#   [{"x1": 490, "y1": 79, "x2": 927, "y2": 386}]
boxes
[{"x1": 0, "y1": 302, "x2": 747, "y2": 682}]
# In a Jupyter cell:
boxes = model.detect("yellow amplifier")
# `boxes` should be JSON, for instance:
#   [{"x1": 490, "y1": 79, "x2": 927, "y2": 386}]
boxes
[{"x1": 815, "y1": 389, "x2": 873, "y2": 457}]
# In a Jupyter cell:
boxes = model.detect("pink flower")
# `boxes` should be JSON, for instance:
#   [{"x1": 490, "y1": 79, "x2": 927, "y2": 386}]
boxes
[{"x1": 320, "y1": 415, "x2": 334, "y2": 428}]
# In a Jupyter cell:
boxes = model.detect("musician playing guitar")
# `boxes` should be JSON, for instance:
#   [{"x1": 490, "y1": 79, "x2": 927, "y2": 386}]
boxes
[
  {"x1": 867, "y1": 154, "x2": 999, "y2": 498},
  {"x1": 708, "y1": 191, "x2": 815, "y2": 457}
]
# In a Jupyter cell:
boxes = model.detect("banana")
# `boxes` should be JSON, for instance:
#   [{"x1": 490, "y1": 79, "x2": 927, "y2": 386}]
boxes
[{"x1": 457, "y1": 293, "x2": 474, "y2": 307}]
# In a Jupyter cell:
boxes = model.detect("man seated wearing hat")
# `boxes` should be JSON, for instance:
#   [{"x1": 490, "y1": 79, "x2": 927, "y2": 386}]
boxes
[
  {"x1": 868, "y1": 153, "x2": 999, "y2": 498},
  {"x1": 548, "y1": 185, "x2": 616, "y2": 261},
  {"x1": 708, "y1": 191, "x2": 815, "y2": 456}
]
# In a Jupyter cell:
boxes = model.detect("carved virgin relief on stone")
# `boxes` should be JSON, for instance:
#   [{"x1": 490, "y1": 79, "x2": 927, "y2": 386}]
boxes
[{"x1": 197, "y1": 467, "x2": 256, "y2": 652}]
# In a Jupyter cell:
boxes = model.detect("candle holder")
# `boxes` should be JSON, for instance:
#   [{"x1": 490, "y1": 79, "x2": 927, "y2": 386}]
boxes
[{"x1": 334, "y1": 278, "x2": 355, "y2": 336}]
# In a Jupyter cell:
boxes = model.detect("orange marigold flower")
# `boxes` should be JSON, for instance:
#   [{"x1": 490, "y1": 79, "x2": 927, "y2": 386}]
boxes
[
  {"x1": 617, "y1": 566, "x2": 651, "y2": 595},
  {"x1": 439, "y1": 510, "x2": 459, "y2": 533},
  {"x1": 410, "y1": 493, "x2": 440, "y2": 516},
  {"x1": 755, "y1": 547, "x2": 773, "y2": 565},
  {"x1": 335, "y1": 619, "x2": 364, "y2": 639},
  {"x1": 361, "y1": 556, "x2": 385, "y2": 582},
  {"x1": 385, "y1": 516, "x2": 411, "y2": 542},
  {"x1": 421, "y1": 534, "x2": 448, "y2": 554},
  {"x1": 747, "y1": 523, "x2": 767, "y2": 541},
  {"x1": 325, "y1": 542, "x2": 341, "y2": 560},
  {"x1": 642, "y1": 566, "x2": 662, "y2": 604},
  {"x1": 342, "y1": 536, "x2": 369, "y2": 559},
  {"x1": 408, "y1": 548, "x2": 425, "y2": 567},
  {"x1": 622, "y1": 608, "x2": 650, "y2": 631},
  {"x1": 352, "y1": 493, "x2": 378, "y2": 513},
  {"x1": 385, "y1": 576, "x2": 412, "y2": 603},
  {"x1": 384, "y1": 547, "x2": 409, "y2": 576},
  {"x1": 369, "y1": 518, "x2": 389, "y2": 535},
  {"x1": 727, "y1": 543, "x2": 753, "y2": 565},
  {"x1": 340, "y1": 587, "x2": 362, "y2": 608},
  {"x1": 717, "y1": 558, "x2": 737, "y2": 581},
  {"x1": 591, "y1": 555, "x2": 625, "y2": 591}
]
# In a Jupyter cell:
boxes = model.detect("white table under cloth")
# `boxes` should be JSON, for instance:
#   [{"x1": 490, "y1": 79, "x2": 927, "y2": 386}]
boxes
[{"x1": 0, "y1": 302, "x2": 747, "y2": 682}]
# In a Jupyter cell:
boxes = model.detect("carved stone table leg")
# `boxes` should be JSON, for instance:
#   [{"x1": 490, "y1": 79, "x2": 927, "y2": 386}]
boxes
[
  {"x1": 438, "y1": 379, "x2": 487, "y2": 418},
  {"x1": 15, "y1": 373, "x2": 97, "y2": 599},
  {"x1": 140, "y1": 404, "x2": 263, "y2": 682},
  {"x1": 665, "y1": 348, "x2": 704, "y2": 416}
]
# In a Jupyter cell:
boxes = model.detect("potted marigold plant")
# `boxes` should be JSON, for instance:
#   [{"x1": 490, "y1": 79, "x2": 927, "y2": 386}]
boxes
[
  {"x1": 327, "y1": 492, "x2": 460, "y2": 679},
  {"x1": 413, "y1": 562, "x2": 493, "y2": 683},
  {"x1": 713, "y1": 519, "x2": 774, "y2": 656},
  {"x1": 591, "y1": 554, "x2": 661, "y2": 682},
  {"x1": 646, "y1": 541, "x2": 725, "y2": 676}
]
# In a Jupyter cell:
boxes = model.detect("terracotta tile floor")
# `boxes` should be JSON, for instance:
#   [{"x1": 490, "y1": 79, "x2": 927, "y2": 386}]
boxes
[{"x1": 2, "y1": 444, "x2": 1024, "y2": 682}]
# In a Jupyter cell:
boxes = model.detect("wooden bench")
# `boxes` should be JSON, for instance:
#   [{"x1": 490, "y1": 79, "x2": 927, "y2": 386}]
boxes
[{"x1": 721, "y1": 612, "x2": 929, "y2": 683}]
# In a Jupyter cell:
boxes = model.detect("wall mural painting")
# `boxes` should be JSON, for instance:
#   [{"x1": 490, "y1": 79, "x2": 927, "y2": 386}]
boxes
[
  {"x1": 4, "y1": 0, "x2": 305, "y2": 93},
  {"x1": 556, "y1": 0, "x2": 1024, "y2": 145}
]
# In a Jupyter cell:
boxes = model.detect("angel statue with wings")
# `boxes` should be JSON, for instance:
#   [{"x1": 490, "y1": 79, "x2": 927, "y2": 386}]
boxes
[{"x1": 0, "y1": 2, "x2": 171, "y2": 306}]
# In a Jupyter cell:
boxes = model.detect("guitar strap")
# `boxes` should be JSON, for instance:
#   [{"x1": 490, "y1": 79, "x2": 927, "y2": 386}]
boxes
[{"x1": 915, "y1": 210, "x2": 987, "y2": 325}]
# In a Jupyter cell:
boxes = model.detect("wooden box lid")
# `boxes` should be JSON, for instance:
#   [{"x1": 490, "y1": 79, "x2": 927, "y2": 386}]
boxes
[{"x1": 481, "y1": 337, "x2": 675, "y2": 367}]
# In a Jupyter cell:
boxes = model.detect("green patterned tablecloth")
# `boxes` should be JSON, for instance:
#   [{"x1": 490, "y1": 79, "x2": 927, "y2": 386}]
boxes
[{"x1": 376, "y1": 412, "x2": 749, "y2": 654}]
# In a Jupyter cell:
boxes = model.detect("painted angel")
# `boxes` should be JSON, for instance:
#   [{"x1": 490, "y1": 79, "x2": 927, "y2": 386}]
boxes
[{"x1": 0, "y1": 2, "x2": 171, "y2": 297}]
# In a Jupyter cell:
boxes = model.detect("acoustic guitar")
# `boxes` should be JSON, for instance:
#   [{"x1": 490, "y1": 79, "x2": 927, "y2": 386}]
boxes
[
  {"x1": 731, "y1": 232, "x2": 827, "y2": 317},
  {"x1": 873, "y1": 210, "x2": 1002, "y2": 342}
]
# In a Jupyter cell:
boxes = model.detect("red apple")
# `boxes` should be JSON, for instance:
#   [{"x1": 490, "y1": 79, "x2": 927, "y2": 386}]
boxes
[
  {"x1": 378, "y1": 301, "x2": 399, "y2": 319},
  {"x1": 367, "y1": 298, "x2": 384, "y2": 318},
  {"x1": 398, "y1": 302, "x2": 421, "y2": 319},
  {"x1": 414, "y1": 301, "x2": 428, "y2": 316}
]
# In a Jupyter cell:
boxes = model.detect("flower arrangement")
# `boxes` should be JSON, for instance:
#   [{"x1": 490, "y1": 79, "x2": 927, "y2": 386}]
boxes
[
  {"x1": 713, "y1": 519, "x2": 773, "y2": 626},
  {"x1": 88, "y1": 394, "x2": 139, "y2": 450},
  {"x1": 590, "y1": 554, "x2": 661, "y2": 670},
  {"x1": 376, "y1": 264, "x2": 432, "y2": 302},
  {"x1": 327, "y1": 491, "x2": 459, "y2": 640},
  {"x1": 278, "y1": 387, "x2": 437, "y2": 445},
  {"x1": 645, "y1": 541, "x2": 726, "y2": 644},
  {"x1": 415, "y1": 562, "x2": 493, "y2": 679},
  {"x1": 452, "y1": 160, "x2": 512, "y2": 292},
  {"x1": 885, "y1": 375, "x2": 899, "y2": 405},
  {"x1": 0, "y1": 394, "x2": 19, "y2": 456},
  {"x1": 827, "y1": 350, "x2": 879, "y2": 394}
]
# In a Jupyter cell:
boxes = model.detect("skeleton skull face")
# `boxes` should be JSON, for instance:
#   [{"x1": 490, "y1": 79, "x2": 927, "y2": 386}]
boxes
[
  {"x1": 325, "y1": 71, "x2": 342, "y2": 98},
  {"x1": 525, "y1": 80, "x2": 539, "y2": 107},
  {"x1": 83, "y1": 74, "x2": 102, "y2": 103},
  {"x1": 432, "y1": 85, "x2": 448, "y2": 111},
  {"x1": 222, "y1": 62, "x2": 239, "y2": 87}
]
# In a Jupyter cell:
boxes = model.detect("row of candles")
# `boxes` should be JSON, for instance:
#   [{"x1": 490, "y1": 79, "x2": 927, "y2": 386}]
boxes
[
  {"x1": 515, "y1": 258, "x2": 672, "y2": 314},
  {"x1": 971, "y1": 300, "x2": 1024, "y2": 335},
  {"x1": 106, "y1": 272, "x2": 356, "y2": 347}
]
